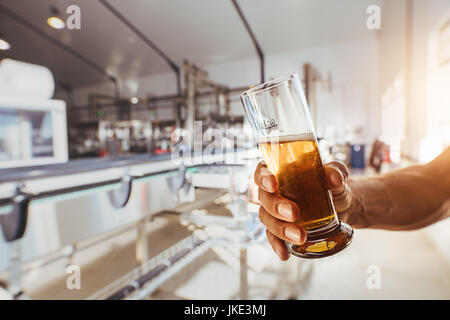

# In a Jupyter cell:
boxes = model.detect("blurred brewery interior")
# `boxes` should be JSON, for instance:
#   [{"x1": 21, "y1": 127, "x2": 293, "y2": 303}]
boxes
[{"x1": 0, "y1": 0, "x2": 449, "y2": 300}]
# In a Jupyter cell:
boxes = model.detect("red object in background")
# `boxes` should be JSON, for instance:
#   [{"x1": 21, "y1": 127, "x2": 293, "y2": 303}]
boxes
[
  {"x1": 370, "y1": 140, "x2": 389, "y2": 173},
  {"x1": 98, "y1": 149, "x2": 107, "y2": 157},
  {"x1": 383, "y1": 145, "x2": 390, "y2": 163},
  {"x1": 154, "y1": 149, "x2": 171, "y2": 155}
]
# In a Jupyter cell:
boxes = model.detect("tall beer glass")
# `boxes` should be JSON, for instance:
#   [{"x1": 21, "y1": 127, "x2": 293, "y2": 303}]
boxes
[{"x1": 241, "y1": 74, "x2": 353, "y2": 258}]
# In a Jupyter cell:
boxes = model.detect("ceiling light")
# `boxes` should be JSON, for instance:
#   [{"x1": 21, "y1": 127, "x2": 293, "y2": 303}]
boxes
[
  {"x1": 0, "y1": 38, "x2": 11, "y2": 50},
  {"x1": 47, "y1": 16, "x2": 65, "y2": 29},
  {"x1": 47, "y1": 6, "x2": 65, "y2": 29},
  {"x1": 130, "y1": 97, "x2": 139, "y2": 104}
]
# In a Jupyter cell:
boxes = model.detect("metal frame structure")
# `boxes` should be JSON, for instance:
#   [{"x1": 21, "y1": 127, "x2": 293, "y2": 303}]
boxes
[
  {"x1": 0, "y1": 1, "x2": 266, "y2": 98},
  {"x1": 231, "y1": 0, "x2": 265, "y2": 84},
  {"x1": 0, "y1": 164, "x2": 187, "y2": 242},
  {"x1": 98, "y1": 0, "x2": 182, "y2": 96},
  {"x1": 87, "y1": 234, "x2": 212, "y2": 300},
  {"x1": 0, "y1": 1, "x2": 279, "y2": 300},
  {"x1": 0, "y1": 159, "x2": 265, "y2": 300}
]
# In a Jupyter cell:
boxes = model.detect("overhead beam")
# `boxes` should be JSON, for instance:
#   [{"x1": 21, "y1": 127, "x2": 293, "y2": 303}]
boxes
[
  {"x1": 55, "y1": 80, "x2": 73, "y2": 93},
  {"x1": 0, "y1": 3, "x2": 120, "y2": 97},
  {"x1": 231, "y1": 0, "x2": 265, "y2": 83},
  {"x1": 99, "y1": 0, "x2": 182, "y2": 95}
]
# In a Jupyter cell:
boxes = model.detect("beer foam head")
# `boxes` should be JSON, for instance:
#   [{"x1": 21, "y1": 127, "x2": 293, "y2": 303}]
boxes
[{"x1": 256, "y1": 133, "x2": 316, "y2": 144}]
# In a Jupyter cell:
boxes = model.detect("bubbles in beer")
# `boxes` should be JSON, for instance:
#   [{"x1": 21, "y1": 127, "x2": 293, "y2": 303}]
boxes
[{"x1": 258, "y1": 134, "x2": 335, "y2": 230}]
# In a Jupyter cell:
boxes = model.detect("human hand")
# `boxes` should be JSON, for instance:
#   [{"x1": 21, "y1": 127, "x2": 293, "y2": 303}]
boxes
[{"x1": 254, "y1": 161, "x2": 353, "y2": 261}]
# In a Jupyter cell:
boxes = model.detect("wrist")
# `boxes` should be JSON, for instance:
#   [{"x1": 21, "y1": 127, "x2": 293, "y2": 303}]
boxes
[{"x1": 338, "y1": 179, "x2": 369, "y2": 228}]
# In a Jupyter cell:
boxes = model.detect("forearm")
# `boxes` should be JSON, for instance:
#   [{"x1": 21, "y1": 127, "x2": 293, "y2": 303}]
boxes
[{"x1": 343, "y1": 161, "x2": 450, "y2": 231}]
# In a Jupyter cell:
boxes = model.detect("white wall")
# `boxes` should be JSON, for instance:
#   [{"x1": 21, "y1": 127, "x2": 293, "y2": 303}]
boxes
[
  {"x1": 72, "y1": 37, "x2": 381, "y2": 142},
  {"x1": 207, "y1": 38, "x2": 380, "y2": 142},
  {"x1": 416, "y1": 0, "x2": 450, "y2": 265},
  {"x1": 380, "y1": 0, "x2": 450, "y2": 160}
]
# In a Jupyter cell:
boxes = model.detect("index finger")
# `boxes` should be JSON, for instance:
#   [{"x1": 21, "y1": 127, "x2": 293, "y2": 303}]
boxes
[{"x1": 254, "y1": 161, "x2": 279, "y2": 193}]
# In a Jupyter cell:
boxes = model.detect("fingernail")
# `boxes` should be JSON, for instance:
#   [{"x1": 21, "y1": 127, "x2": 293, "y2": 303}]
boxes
[
  {"x1": 277, "y1": 202, "x2": 292, "y2": 219},
  {"x1": 262, "y1": 176, "x2": 273, "y2": 190},
  {"x1": 260, "y1": 167, "x2": 272, "y2": 176},
  {"x1": 284, "y1": 226, "x2": 301, "y2": 242},
  {"x1": 330, "y1": 170, "x2": 342, "y2": 186}
]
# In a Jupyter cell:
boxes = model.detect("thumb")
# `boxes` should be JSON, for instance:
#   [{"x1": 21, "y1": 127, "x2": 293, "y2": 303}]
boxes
[
  {"x1": 325, "y1": 161, "x2": 352, "y2": 213},
  {"x1": 325, "y1": 162, "x2": 347, "y2": 194}
]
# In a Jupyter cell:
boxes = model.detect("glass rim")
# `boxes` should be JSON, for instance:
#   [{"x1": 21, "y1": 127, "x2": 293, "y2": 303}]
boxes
[{"x1": 240, "y1": 73, "x2": 300, "y2": 98}]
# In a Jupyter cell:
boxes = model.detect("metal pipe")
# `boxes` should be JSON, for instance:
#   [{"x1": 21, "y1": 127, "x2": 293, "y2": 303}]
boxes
[
  {"x1": 230, "y1": 0, "x2": 265, "y2": 83},
  {"x1": 79, "y1": 86, "x2": 251, "y2": 111},
  {"x1": 5, "y1": 210, "x2": 182, "y2": 277},
  {"x1": 104, "y1": 238, "x2": 206, "y2": 300},
  {"x1": 183, "y1": 62, "x2": 196, "y2": 133},
  {"x1": 0, "y1": 162, "x2": 242, "y2": 206},
  {"x1": 0, "y1": 168, "x2": 172, "y2": 206},
  {"x1": 99, "y1": 0, "x2": 181, "y2": 96}
]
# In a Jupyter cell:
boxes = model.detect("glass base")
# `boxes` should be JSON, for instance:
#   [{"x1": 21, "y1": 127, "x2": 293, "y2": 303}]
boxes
[{"x1": 287, "y1": 221, "x2": 353, "y2": 259}]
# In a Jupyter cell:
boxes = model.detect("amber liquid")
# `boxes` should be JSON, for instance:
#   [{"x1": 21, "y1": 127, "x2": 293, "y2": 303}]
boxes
[{"x1": 259, "y1": 134, "x2": 335, "y2": 230}]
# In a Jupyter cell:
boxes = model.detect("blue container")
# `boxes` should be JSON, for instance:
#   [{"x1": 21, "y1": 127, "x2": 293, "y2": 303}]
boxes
[{"x1": 350, "y1": 144, "x2": 365, "y2": 168}]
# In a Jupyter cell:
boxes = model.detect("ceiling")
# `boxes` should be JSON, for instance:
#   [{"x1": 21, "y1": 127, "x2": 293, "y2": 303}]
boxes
[{"x1": 0, "y1": 0, "x2": 382, "y2": 89}]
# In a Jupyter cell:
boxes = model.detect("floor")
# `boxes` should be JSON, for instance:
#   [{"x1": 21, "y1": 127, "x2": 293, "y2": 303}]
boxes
[
  {"x1": 290, "y1": 228, "x2": 450, "y2": 299},
  {"x1": 151, "y1": 228, "x2": 450, "y2": 300},
  {"x1": 21, "y1": 190, "x2": 450, "y2": 300}
]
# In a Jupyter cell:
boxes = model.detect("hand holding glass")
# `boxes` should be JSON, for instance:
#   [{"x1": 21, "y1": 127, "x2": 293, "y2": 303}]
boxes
[{"x1": 241, "y1": 74, "x2": 353, "y2": 258}]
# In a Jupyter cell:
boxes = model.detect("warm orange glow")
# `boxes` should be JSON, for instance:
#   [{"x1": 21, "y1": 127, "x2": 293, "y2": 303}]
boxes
[
  {"x1": 381, "y1": 76, "x2": 405, "y2": 164},
  {"x1": 421, "y1": 16, "x2": 450, "y2": 162}
]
